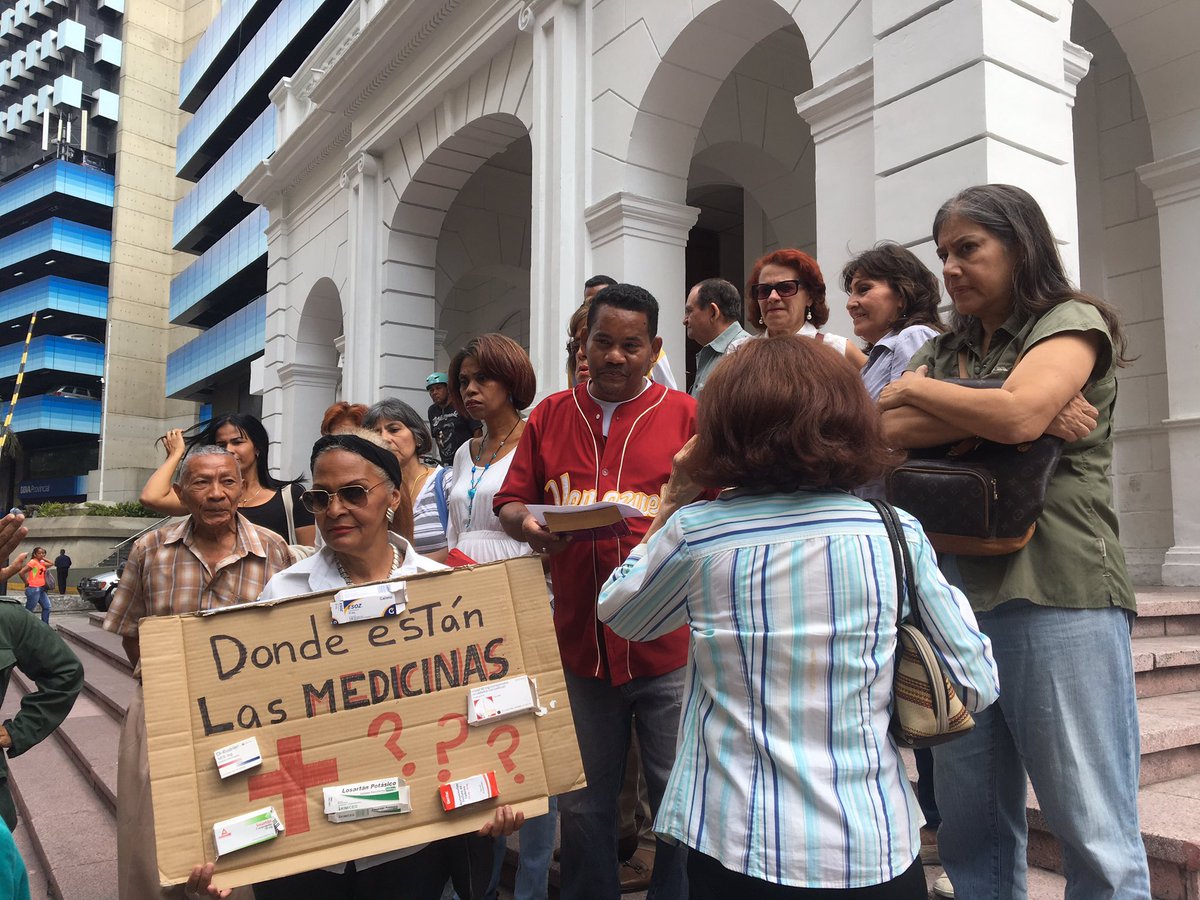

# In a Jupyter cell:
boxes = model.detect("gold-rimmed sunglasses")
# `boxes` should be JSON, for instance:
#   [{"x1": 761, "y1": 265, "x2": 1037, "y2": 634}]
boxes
[{"x1": 300, "y1": 482, "x2": 387, "y2": 513}]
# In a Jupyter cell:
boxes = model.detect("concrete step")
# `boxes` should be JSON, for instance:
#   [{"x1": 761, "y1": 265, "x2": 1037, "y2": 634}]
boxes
[
  {"x1": 1135, "y1": 598, "x2": 1200, "y2": 638},
  {"x1": 1135, "y1": 587, "x2": 1200, "y2": 638},
  {"x1": 11, "y1": 667, "x2": 120, "y2": 812},
  {"x1": 11, "y1": 806, "x2": 52, "y2": 899},
  {"x1": 54, "y1": 615, "x2": 132, "y2": 675},
  {"x1": 88, "y1": 610, "x2": 107, "y2": 628},
  {"x1": 1134, "y1": 634, "x2": 1200, "y2": 699},
  {"x1": 919, "y1": 865, "x2": 1066, "y2": 898},
  {"x1": 1141, "y1": 692, "x2": 1200, "y2": 786},
  {"x1": 48, "y1": 615, "x2": 135, "y2": 724},
  {"x1": 2, "y1": 676, "x2": 119, "y2": 900}
]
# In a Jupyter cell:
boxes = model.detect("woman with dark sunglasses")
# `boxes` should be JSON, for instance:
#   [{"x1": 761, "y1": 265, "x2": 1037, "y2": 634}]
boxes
[
  {"x1": 731, "y1": 248, "x2": 867, "y2": 369},
  {"x1": 211, "y1": 429, "x2": 524, "y2": 900}
]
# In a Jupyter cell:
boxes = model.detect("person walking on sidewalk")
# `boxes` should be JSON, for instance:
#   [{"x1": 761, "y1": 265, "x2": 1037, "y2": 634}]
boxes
[
  {"x1": 53, "y1": 550, "x2": 70, "y2": 596},
  {"x1": 19, "y1": 549, "x2": 50, "y2": 624}
]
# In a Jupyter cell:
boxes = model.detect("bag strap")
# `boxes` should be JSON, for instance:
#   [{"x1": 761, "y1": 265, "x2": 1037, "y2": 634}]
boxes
[
  {"x1": 433, "y1": 467, "x2": 449, "y2": 533},
  {"x1": 868, "y1": 499, "x2": 923, "y2": 632},
  {"x1": 280, "y1": 483, "x2": 298, "y2": 545}
]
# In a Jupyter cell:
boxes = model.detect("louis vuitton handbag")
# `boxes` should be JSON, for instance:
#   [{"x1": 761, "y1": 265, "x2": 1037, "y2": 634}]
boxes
[
  {"x1": 884, "y1": 358, "x2": 1064, "y2": 556},
  {"x1": 871, "y1": 500, "x2": 974, "y2": 748}
]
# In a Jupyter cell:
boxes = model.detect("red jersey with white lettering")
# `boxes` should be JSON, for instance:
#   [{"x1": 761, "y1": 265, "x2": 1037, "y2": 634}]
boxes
[{"x1": 495, "y1": 381, "x2": 696, "y2": 685}]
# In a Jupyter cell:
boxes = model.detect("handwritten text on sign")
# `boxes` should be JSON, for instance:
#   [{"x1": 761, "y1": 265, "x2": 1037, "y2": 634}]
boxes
[
  {"x1": 196, "y1": 597, "x2": 510, "y2": 735},
  {"x1": 141, "y1": 558, "x2": 584, "y2": 887}
]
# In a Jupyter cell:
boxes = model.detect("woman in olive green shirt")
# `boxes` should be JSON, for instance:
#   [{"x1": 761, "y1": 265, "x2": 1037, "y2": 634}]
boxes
[{"x1": 878, "y1": 184, "x2": 1149, "y2": 900}]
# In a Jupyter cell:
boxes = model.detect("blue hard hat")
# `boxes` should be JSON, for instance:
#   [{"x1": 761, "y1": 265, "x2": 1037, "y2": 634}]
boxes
[{"x1": 425, "y1": 372, "x2": 449, "y2": 388}]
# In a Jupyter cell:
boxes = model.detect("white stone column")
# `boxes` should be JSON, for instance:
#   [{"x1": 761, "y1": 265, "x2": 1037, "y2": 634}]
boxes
[
  {"x1": 523, "y1": 0, "x2": 586, "y2": 398},
  {"x1": 870, "y1": 0, "x2": 1087, "y2": 271},
  {"x1": 259, "y1": 191, "x2": 291, "y2": 477},
  {"x1": 794, "y1": 59, "x2": 875, "y2": 338},
  {"x1": 276, "y1": 362, "x2": 342, "y2": 481},
  {"x1": 1138, "y1": 148, "x2": 1200, "y2": 586},
  {"x1": 584, "y1": 193, "x2": 698, "y2": 380},
  {"x1": 339, "y1": 151, "x2": 384, "y2": 402}
]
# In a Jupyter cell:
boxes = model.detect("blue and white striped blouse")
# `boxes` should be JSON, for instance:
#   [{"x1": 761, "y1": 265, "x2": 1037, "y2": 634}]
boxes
[{"x1": 598, "y1": 491, "x2": 998, "y2": 889}]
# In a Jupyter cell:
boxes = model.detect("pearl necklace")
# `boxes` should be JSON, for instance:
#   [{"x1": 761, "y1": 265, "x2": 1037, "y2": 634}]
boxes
[
  {"x1": 466, "y1": 418, "x2": 521, "y2": 529},
  {"x1": 335, "y1": 543, "x2": 400, "y2": 586}
]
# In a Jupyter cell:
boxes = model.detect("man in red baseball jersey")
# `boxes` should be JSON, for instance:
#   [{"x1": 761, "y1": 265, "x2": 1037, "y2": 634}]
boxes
[{"x1": 496, "y1": 283, "x2": 695, "y2": 900}]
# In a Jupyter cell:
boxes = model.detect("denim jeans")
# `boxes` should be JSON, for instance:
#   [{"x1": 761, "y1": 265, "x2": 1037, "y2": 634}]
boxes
[
  {"x1": 483, "y1": 797, "x2": 557, "y2": 900},
  {"x1": 558, "y1": 667, "x2": 687, "y2": 900},
  {"x1": 932, "y1": 598, "x2": 1150, "y2": 899},
  {"x1": 24, "y1": 587, "x2": 49, "y2": 624}
]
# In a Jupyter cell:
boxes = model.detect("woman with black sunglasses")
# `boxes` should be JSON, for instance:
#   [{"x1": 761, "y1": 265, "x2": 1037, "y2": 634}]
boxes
[
  {"x1": 205, "y1": 429, "x2": 524, "y2": 900},
  {"x1": 731, "y1": 248, "x2": 867, "y2": 369}
]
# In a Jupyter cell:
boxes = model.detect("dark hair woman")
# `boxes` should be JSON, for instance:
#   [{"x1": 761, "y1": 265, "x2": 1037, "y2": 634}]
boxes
[
  {"x1": 364, "y1": 398, "x2": 446, "y2": 561},
  {"x1": 446, "y1": 334, "x2": 555, "y2": 899},
  {"x1": 139, "y1": 413, "x2": 315, "y2": 546},
  {"x1": 843, "y1": 242, "x2": 944, "y2": 400},
  {"x1": 566, "y1": 301, "x2": 591, "y2": 385},
  {"x1": 187, "y1": 430, "x2": 523, "y2": 900},
  {"x1": 736, "y1": 248, "x2": 867, "y2": 369},
  {"x1": 878, "y1": 184, "x2": 1147, "y2": 898},
  {"x1": 445, "y1": 333, "x2": 537, "y2": 561},
  {"x1": 598, "y1": 336, "x2": 998, "y2": 899}
]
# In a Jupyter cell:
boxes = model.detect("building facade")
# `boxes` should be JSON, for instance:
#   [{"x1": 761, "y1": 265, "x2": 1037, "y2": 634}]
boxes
[
  {"x1": 0, "y1": 0, "x2": 222, "y2": 506},
  {"x1": 165, "y1": 0, "x2": 356, "y2": 417},
  {"x1": 240, "y1": 0, "x2": 1200, "y2": 587},
  {"x1": 0, "y1": 0, "x2": 121, "y2": 504}
]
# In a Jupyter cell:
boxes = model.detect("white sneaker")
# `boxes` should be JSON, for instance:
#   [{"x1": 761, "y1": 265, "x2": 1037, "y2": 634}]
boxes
[{"x1": 932, "y1": 872, "x2": 955, "y2": 898}]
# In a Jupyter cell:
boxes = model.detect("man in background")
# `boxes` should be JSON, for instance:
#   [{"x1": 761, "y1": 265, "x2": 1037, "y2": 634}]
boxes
[
  {"x1": 53, "y1": 550, "x2": 70, "y2": 596},
  {"x1": 426, "y1": 372, "x2": 481, "y2": 467},
  {"x1": 104, "y1": 446, "x2": 291, "y2": 899},
  {"x1": 683, "y1": 278, "x2": 749, "y2": 396}
]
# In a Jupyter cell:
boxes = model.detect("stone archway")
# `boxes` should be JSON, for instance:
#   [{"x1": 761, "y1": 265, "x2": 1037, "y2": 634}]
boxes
[
  {"x1": 1071, "y1": 1, "x2": 1171, "y2": 584},
  {"x1": 378, "y1": 43, "x2": 533, "y2": 409},
  {"x1": 275, "y1": 277, "x2": 343, "y2": 478},
  {"x1": 1069, "y1": 0, "x2": 1200, "y2": 584},
  {"x1": 588, "y1": 0, "x2": 866, "y2": 368}
]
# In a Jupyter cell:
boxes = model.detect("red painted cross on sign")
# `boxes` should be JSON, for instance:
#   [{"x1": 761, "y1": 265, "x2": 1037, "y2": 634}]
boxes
[{"x1": 247, "y1": 735, "x2": 339, "y2": 835}]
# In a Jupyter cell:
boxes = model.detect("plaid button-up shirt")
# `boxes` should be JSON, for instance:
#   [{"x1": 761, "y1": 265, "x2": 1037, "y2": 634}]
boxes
[{"x1": 103, "y1": 514, "x2": 292, "y2": 642}]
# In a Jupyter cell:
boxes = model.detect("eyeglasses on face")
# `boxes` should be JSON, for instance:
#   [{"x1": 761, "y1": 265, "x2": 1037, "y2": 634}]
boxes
[
  {"x1": 300, "y1": 482, "x2": 387, "y2": 513},
  {"x1": 749, "y1": 279, "x2": 803, "y2": 302}
]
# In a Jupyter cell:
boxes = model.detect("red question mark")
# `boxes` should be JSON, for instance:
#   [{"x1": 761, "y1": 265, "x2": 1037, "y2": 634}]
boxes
[
  {"x1": 487, "y1": 724, "x2": 523, "y2": 784},
  {"x1": 435, "y1": 712, "x2": 469, "y2": 782},
  {"x1": 368, "y1": 712, "x2": 416, "y2": 777}
]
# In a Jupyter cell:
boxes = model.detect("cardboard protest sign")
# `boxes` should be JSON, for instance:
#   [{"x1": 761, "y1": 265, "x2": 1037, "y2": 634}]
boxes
[{"x1": 139, "y1": 556, "x2": 585, "y2": 888}]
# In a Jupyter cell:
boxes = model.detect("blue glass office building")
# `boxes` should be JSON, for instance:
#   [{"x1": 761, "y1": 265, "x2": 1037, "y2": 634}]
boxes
[
  {"x1": 0, "y1": 0, "x2": 123, "y2": 502},
  {"x1": 168, "y1": 0, "x2": 352, "y2": 407}
]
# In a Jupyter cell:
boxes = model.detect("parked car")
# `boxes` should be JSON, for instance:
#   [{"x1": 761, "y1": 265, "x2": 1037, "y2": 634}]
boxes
[
  {"x1": 77, "y1": 562, "x2": 124, "y2": 612},
  {"x1": 47, "y1": 385, "x2": 100, "y2": 401}
]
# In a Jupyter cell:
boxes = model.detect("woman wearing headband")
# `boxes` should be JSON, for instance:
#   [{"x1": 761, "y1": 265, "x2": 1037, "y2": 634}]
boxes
[{"x1": 235, "y1": 430, "x2": 523, "y2": 899}]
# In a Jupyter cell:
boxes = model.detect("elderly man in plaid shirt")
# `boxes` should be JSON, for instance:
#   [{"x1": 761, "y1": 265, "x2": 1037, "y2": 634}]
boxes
[{"x1": 104, "y1": 445, "x2": 293, "y2": 900}]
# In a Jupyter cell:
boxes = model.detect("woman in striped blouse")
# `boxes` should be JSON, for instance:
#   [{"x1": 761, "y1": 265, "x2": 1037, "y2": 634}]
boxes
[{"x1": 598, "y1": 336, "x2": 999, "y2": 899}]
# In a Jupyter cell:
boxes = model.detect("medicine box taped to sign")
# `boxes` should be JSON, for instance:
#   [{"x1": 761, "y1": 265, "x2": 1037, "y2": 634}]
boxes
[{"x1": 139, "y1": 557, "x2": 585, "y2": 888}]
